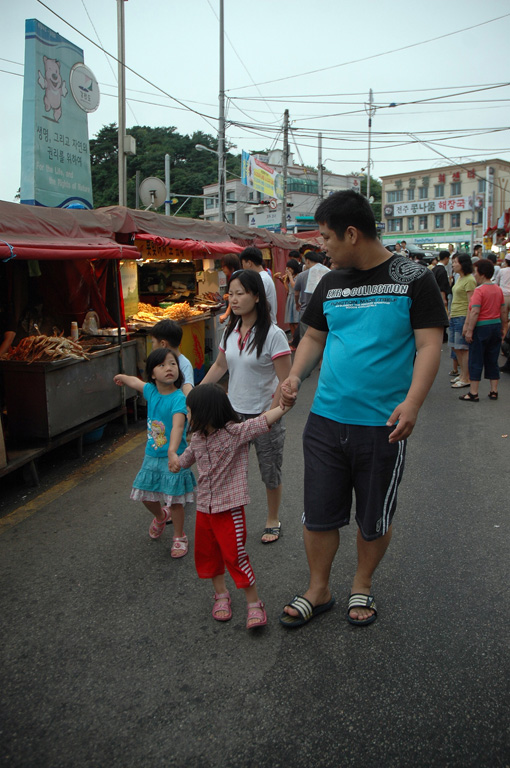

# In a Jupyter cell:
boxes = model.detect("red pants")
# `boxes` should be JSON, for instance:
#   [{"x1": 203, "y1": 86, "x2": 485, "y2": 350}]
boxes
[{"x1": 194, "y1": 507, "x2": 255, "y2": 589}]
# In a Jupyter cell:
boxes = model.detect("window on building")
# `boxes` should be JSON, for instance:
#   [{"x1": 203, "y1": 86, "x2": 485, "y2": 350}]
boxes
[
  {"x1": 226, "y1": 191, "x2": 236, "y2": 201},
  {"x1": 419, "y1": 187, "x2": 429, "y2": 200},
  {"x1": 434, "y1": 184, "x2": 444, "y2": 198},
  {"x1": 407, "y1": 188, "x2": 415, "y2": 201},
  {"x1": 388, "y1": 218, "x2": 403, "y2": 232},
  {"x1": 450, "y1": 182, "x2": 461, "y2": 196},
  {"x1": 205, "y1": 197, "x2": 216, "y2": 209},
  {"x1": 407, "y1": 217, "x2": 415, "y2": 231},
  {"x1": 434, "y1": 214, "x2": 444, "y2": 229},
  {"x1": 476, "y1": 210, "x2": 483, "y2": 224},
  {"x1": 451, "y1": 213, "x2": 461, "y2": 228},
  {"x1": 478, "y1": 179, "x2": 486, "y2": 193},
  {"x1": 387, "y1": 190, "x2": 404, "y2": 203},
  {"x1": 419, "y1": 215, "x2": 428, "y2": 230},
  {"x1": 226, "y1": 212, "x2": 235, "y2": 223}
]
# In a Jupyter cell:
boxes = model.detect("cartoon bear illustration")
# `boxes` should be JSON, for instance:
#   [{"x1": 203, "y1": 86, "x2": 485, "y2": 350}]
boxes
[{"x1": 38, "y1": 56, "x2": 68, "y2": 122}]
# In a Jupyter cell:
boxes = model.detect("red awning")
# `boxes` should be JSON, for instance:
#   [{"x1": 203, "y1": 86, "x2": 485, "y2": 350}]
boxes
[
  {"x1": 0, "y1": 238, "x2": 139, "y2": 260},
  {"x1": 0, "y1": 200, "x2": 139, "y2": 260},
  {"x1": 135, "y1": 233, "x2": 244, "y2": 256}
]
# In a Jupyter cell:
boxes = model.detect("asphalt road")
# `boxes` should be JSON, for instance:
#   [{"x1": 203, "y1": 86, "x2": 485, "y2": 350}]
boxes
[{"x1": 1, "y1": 348, "x2": 509, "y2": 768}]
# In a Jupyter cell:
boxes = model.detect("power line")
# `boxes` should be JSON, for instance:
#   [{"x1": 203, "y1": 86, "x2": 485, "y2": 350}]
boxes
[{"x1": 226, "y1": 13, "x2": 510, "y2": 92}]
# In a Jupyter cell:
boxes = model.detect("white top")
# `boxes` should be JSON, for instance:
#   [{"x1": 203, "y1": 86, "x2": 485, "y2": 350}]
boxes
[
  {"x1": 304, "y1": 263, "x2": 330, "y2": 294},
  {"x1": 259, "y1": 269, "x2": 278, "y2": 323},
  {"x1": 178, "y1": 353, "x2": 194, "y2": 386},
  {"x1": 219, "y1": 323, "x2": 291, "y2": 413},
  {"x1": 495, "y1": 266, "x2": 510, "y2": 296}
]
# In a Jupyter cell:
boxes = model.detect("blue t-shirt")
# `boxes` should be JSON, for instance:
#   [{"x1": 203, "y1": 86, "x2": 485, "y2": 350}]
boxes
[
  {"x1": 143, "y1": 383, "x2": 187, "y2": 457},
  {"x1": 303, "y1": 256, "x2": 448, "y2": 426}
]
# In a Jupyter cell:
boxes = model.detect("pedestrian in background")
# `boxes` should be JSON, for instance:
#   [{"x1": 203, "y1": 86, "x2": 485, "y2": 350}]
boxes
[
  {"x1": 170, "y1": 384, "x2": 289, "y2": 629},
  {"x1": 450, "y1": 254, "x2": 476, "y2": 389},
  {"x1": 460, "y1": 259, "x2": 508, "y2": 401},
  {"x1": 218, "y1": 253, "x2": 241, "y2": 325},
  {"x1": 114, "y1": 348, "x2": 196, "y2": 557}
]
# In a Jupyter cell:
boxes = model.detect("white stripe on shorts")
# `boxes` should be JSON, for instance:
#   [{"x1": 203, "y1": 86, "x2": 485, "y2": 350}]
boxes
[{"x1": 381, "y1": 440, "x2": 405, "y2": 535}]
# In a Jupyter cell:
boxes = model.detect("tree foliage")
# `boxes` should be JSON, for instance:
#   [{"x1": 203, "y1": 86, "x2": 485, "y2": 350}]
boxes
[
  {"x1": 359, "y1": 174, "x2": 382, "y2": 223},
  {"x1": 89, "y1": 124, "x2": 241, "y2": 217}
]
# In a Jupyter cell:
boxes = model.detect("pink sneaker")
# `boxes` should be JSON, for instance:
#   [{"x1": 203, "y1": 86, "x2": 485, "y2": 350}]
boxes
[{"x1": 149, "y1": 506, "x2": 172, "y2": 539}]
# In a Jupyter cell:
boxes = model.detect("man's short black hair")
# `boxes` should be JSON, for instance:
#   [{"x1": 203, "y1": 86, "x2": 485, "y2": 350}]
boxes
[
  {"x1": 240, "y1": 246, "x2": 263, "y2": 266},
  {"x1": 315, "y1": 190, "x2": 377, "y2": 240},
  {"x1": 439, "y1": 250, "x2": 450, "y2": 261},
  {"x1": 304, "y1": 251, "x2": 323, "y2": 264},
  {"x1": 486, "y1": 252, "x2": 496, "y2": 264}
]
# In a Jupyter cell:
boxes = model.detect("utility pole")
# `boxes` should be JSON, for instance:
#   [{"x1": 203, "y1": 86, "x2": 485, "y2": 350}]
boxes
[
  {"x1": 117, "y1": 0, "x2": 127, "y2": 206},
  {"x1": 366, "y1": 88, "x2": 375, "y2": 203},
  {"x1": 318, "y1": 132, "x2": 323, "y2": 200},
  {"x1": 165, "y1": 154, "x2": 171, "y2": 216},
  {"x1": 281, "y1": 109, "x2": 289, "y2": 233},
  {"x1": 218, "y1": 0, "x2": 226, "y2": 223}
]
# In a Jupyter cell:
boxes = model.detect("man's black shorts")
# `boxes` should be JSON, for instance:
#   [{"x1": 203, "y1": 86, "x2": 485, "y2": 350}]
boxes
[{"x1": 303, "y1": 412, "x2": 407, "y2": 541}]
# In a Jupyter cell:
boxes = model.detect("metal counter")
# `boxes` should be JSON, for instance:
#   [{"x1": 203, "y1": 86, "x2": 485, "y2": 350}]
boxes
[{"x1": 0, "y1": 341, "x2": 137, "y2": 441}]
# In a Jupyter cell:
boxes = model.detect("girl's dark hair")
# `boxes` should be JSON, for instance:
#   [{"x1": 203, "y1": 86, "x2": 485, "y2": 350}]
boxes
[
  {"x1": 455, "y1": 254, "x2": 474, "y2": 275},
  {"x1": 286, "y1": 258, "x2": 301, "y2": 275},
  {"x1": 223, "y1": 270, "x2": 271, "y2": 358},
  {"x1": 146, "y1": 348, "x2": 183, "y2": 389},
  {"x1": 186, "y1": 384, "x2": 240, "y2": 436},
  {"x1": 474, "y1": 258, "x2": 494, "y2": 279}
]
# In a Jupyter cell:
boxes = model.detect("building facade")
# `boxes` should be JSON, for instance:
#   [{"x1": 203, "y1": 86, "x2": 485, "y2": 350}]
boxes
[
  {"x1": 201, "y1": 150, "x2": 358, "y2": 232},
  {"x1": 380, "y1": 159, "x2": 510, "y2": 251}
]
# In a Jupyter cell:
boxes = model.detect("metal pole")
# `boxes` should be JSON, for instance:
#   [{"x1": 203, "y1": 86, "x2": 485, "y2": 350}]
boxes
[
  {"x1": 165, "y1": 153, "x2": 171, "y2": 216},
  {"x1": 366, "y1": 88, "x2": 375, "y2": 203},
  {"x1": 135, "y1": 170, "x2": 140, "y2": 209},
  {"x1": 318, "y1": 132, "x2": 323, "y2": 201},
  {"x1": 117, "y1": 0, "x2": 127, "y2": 206},
  {"x1": 281, "y1": 109, "x2": 289, "y2": 233},
  {"x1": 218, "y1": 0, "x2": 226, "y2": 223}
]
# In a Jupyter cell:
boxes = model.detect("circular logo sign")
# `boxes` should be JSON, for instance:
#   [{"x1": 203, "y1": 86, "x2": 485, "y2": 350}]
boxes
[
  {"x1": 70, "y1": 63, "x2": 100, "y2": 113},
  {"x1": 269, "y1": 199, "x2": 277, "y2": 210},
  {"x1": 389, "y1": 257, "x2": 427, "y2": 284}
]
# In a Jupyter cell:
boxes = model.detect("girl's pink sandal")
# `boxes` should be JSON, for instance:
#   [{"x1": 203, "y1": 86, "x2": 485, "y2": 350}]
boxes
[
  {"x1": 170, "y1": 534, "x2": 188, "y2": 558},
  {"x1": 149, "y1": 506, "x2": 172, "y2": 539},
  {"x1": 212, "y1": 592, "x2": 232, "y2": 621},
  {"x1": 246, "y1": 600, "x2": 267, "y2": 629}
]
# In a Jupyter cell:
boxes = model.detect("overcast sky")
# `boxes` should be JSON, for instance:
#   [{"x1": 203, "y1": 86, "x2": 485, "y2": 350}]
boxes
[{"x1": 2, "y1": 0, "x2": 510, "y2": 203}]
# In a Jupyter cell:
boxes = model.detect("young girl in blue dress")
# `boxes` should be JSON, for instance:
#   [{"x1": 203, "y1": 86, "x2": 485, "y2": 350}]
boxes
[{"x1": 114, "y1": 348, "x2": 196, "y2": 558}]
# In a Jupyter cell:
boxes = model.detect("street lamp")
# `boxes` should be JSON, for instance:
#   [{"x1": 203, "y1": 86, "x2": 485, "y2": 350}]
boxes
[{"x1": 195, "y1": 144, "x2": 225, "y2": 222}]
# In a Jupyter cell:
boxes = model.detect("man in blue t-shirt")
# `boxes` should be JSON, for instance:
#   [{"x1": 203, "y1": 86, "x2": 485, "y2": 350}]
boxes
[{"x1": 279, "y1": 190, "x2": 447, "y2": 629}]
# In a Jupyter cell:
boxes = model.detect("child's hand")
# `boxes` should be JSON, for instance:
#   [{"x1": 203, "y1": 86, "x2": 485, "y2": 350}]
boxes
[
  {"x1": 113, "y1": 374, "x2": 125, "y2": 386},
  {"x1": 168, "y1": 451, "x2": 180, "y2": 473}
]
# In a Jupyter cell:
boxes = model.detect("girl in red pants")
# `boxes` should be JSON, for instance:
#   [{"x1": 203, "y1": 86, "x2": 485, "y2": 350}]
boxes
[{"x1": 169, "y1": 384, "x2": 289, "y2": 629}]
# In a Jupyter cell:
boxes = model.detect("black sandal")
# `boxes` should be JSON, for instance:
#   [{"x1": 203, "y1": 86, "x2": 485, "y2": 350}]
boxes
[
  {"x1": 488, "y1": 391, "x2": 498, "y2": 400},
  {"x1": 459, "y1": 392, "x2": 479, "y2": 401},
  {"x1": 261, "y1": 522, "x2": 281, "y2": 544}
]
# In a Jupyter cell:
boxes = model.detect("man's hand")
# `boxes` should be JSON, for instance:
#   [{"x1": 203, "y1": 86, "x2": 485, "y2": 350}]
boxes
[
  {"x1": 280, "y1": 374, "x2": 301, "y2": 408},
  {"x1": 386, "y1": 399, "x2": 420, "y2": 443}
]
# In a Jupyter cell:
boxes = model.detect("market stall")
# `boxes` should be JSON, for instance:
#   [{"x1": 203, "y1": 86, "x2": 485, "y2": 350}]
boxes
[{"x1": 0, "y1": 200, "x2": 140, "y2": 481}]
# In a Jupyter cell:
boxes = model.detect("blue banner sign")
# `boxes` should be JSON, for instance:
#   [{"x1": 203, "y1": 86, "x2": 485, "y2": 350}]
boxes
[{"x1": 20, "y1": 19, "x2": 94, "y2": 208}]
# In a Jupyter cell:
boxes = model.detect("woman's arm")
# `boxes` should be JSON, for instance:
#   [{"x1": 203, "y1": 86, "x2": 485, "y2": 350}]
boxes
[
  {"x1": 200, "y1": 349, "x2": 228, "y2": 385},
  {"x1": 463, "y1": 305, "x2": 480, "y2": 342},
  {"x1": 271, "y1": 353, "x2": 292, "y2": 407},
  {"x1": 113, "y1": 373, "x2": 145, "y2": 393}
]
